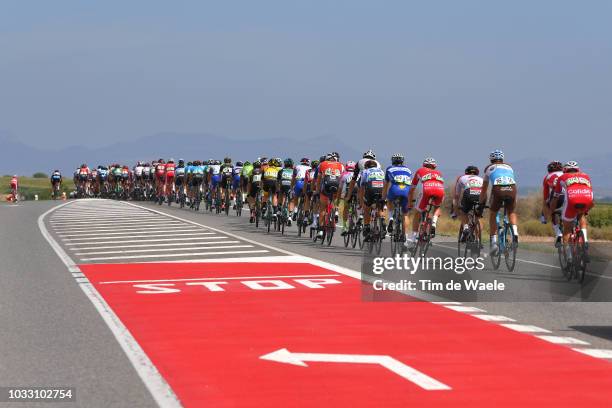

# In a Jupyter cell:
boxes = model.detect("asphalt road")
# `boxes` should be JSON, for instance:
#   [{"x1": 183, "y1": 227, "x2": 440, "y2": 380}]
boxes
[{"x1": 1, "y1": 199, "x2": 610, "y2": 407}]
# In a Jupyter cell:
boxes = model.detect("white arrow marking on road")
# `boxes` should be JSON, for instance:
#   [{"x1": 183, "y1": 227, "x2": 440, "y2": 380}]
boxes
[{"x1": 260, "y1": 348, "x2": 450, "y2": 391}]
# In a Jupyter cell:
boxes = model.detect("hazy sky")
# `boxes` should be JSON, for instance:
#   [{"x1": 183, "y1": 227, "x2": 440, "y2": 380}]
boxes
[{"x1": 1, "y1": 0, "x2": 611, "y2": 163}]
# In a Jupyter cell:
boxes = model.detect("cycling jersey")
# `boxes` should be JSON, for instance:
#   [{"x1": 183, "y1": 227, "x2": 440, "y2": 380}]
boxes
[
  {"x1": 78, "y1": 167, "x2": 90, "y2": 180},
  {"x1": 543, "y1": 171, "x2": 563, "y2": 203},
  {"x1": 142, "y1": 166, "x2": 151, "y2": 180},
  {"x1": 411, "y1": 167, "x2": 445, "y2": 212},
  {"x1": 454, "y1": 174, "x2": 483, "y2": 213},
  {"x1": 318, "y1": 161, "x2": 344, "y2": 196},
  {"x1": 10, "y1": 176, "x2": 18, "y2": 189},
  {"x1": 554, "y1": 172, "x2": 594, "y2": 222},
  {"x1": 360, "y1": 167, "x2": 385, "y2": 206},
  {"x1": 385, "y1": 165, "x2": 412, "y2": 212},
  {"x1": 339, "y1": 170, "x2": 353, "y2": 199},
  {"x1": 191, "y1": 165, "x2": 205, "y2": 186},
  {"x1": 353, "y1": 158, "x2": 382, "y2": 181},
  {"x1": 98, "y1": 168, "x2": 108, "y2": 181},
  {"x1": 134, "y1": 166, "x2": 144, "y2": 178},
  {"x1": 155, "y1": 163, "x2": 166, "y2": 180},
  {"x1": 484, "y1": 163, "x2": 516, "y2": 212},
  {"x1": 262, "y1": 166, "x2": 281, "y2": 194},
  {"x1": 220, "y1": 164, "x2": 234, "y2": 186},
  {"x1": 248, "y1": 168, "x2": 263, "y2": 197},
  {"x1": 293, "y1": 165, "x2": 311, "y2": 197},
  {"x1": 51, "y1": 171, "x2": 62, "y2": 183},
  {"x1": 278, "y1": 168, "x2": 294, "y2": 193},
  {"x1": 121, "y1": 168, "x2": 130, "y2": 180},
  {"x1": 175, "y1": 166, "x2": 185, "y2": 186}
]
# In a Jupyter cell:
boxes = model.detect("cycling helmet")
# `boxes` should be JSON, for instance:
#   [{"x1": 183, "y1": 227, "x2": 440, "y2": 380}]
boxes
[
  {"x1": 253, "y1": 160, "x2": 261, "y2": 168},
  {"x1": 319, "y1": 155, "x2": 326, "y2": 163},
  {"x1": 81, "y1": 163, "x2": 87, "y2": 168},
  {"x1": 300, "y1": 157, "x2": 310, "y2": 165},
  {"x1": 465, "y1": 165, "x2": 479, "y2": 175},
  {"x1": 311, "y1": 160, "x2": 320, "y2": 168},
  {"x1": 331, "y1": 151, "x2": 340, "y2": 160},
  {"x1": 489, "y1": 150, "x2": 504, "y2": 162},
  {"x1": 423, "y1": 157, "x2": 437, "y2": 168},
  {"x1": 236, "y1": 161, "x2": 244, "y2": 167},
  {"x1": 224, "y1": 157, "x2": 231, "y2": 164},
  {"x1": 244, "y1": 160, "x2": 251, "y2": 166},
  {"x1": 284, "y1": 158, "x2": 294, "y2": 167},
  {"x1": 345, "y1": 160, "x2": 356, "y2": 171},
  {"x1": 187, "y1": 161, "x2": 193, "y2": 166},
  {"x1": 261, "y1": 158, "x2": 269, "y2": 165},
  {"x1": 547, "y1": 161, "x2": 563, "y2": 173},
  {"x1": 364, "y1": 160, "x2": 378, "y2": 169},
  {"x1": 168, "y1": 158, "x2": 175, "y2": 163},
  {"x1": 325, "y1": 153, "x2": 336, "y2": 161},
  {"x1": 391, "y1": 153, "x2": 404, "y2": 165},
  {"x1": 363, "y1": 149, "x2": 376, "y2": 160},
  {"x1": 563, "y1": 161, "x2": 580, "y2": 172}
]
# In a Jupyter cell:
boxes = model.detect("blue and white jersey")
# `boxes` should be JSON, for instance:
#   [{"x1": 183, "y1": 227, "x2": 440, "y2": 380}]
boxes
[
  {"x1": 175, "y1": 166, "x2": 186, "y2": 178},
  {"x1": 359, "y1": 167, "x2": 385, "y2": 189},
  {"x1": 385, "y1": 165, "x2": 412, "y2": 191},
  {"x1": 484, "y1": 163, "x2": 516, "y2": 186},
  {"x1": 98, "y1": 168, "x2": 108, "y2": 179},
  {"x1": 192, "y1": 165, "x2": 205, "y2": 178},
  {"x1": 185, "y1": 164, "x2": 194, "y2": 175}
]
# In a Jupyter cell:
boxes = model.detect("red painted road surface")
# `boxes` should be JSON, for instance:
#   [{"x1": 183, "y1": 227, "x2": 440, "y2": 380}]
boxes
[{"x1": 80, "y1": 262, "x2": 612, "y2": 407}]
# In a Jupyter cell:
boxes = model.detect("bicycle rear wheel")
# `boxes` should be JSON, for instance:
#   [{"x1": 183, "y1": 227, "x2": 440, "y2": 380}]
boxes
[
  {"x1": 375, "y1": 218, "x2": 383, "y2": 255},
  {"x1": 491, "y1": 230, "x2": 503, "y2": 270},
  {"x1": 575, "y1": 231, "x2": 588, "y2": 283},
  {"x1": 504, "y1": 223, "x2": 517, "y2": 272}
]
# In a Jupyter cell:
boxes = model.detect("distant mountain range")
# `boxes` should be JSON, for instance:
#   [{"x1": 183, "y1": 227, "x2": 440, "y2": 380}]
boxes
[{"x1": 3, "y1": 133, "x2": 612, "y2": 197}]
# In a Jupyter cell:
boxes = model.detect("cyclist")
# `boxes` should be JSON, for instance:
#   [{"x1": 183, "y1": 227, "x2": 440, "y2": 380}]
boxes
[
  {"x1": 383, "y1": 154, "x2": 412, "y2": 240},
  {"x1": 247, "y1": 160, "x2": 263, "y2": 223},
  {"x1": 175, "y1": 159, "x2": 186, "y2": 202},
  {"x1": 191, "y1": 160, "x2": 205, "y2": 205},
  {"x1": 452, "y1": 166, "x2": 483, "y2": 242},
  {"x1": 208, "y1": 160, "x2": 222, "y2": 209},
  {"x1": 121, "y1": 165, "x2": 131, "y2": 194},
  {"x1": 347, "y1": 149, "x2": 381, "y2": 202},
  {"x1": 358, "y1": 160, "x2": 386, "y2": 240},
  {"x1": 134, "y1": 161, "x2": 145, "y2": 191},
  {"x1": 541, "y1": 161, "x2": 564, "y2": 247},
  {"x1": 315, "y1": 153, "x2": 344, "y2": 239},
  {"x1": 262, "y1": 158, "x2": 282, "y2": 217},
  {"x1": 241, "y1": 160, "x2": 253, "y2": 196},
  {"x1": 232, "y1": 161, "x2": 244, "y2": 208},
  {"x1": 478, "y1": 150, "x2": 518, "y2": 255},
  {"x1": 98, "y1": 165, "x2": 109, "y2": 196},
  {"x1": 50, "y1": 170, "x2": 62, "y2": 199},
  {"x1": 9, "y1": 175, "x2": 18, "y2": 201},
  {"x1": 550, "y1": 161, "x2": 594, "y2": 262},
  {"x1": 219, "y1": 157, "x2": 234, "y2": 210},
  {"x1": 339, "y1": 160, "x2": 356, "y2": 236},
  {"x1": 292, "y1": 157, "x2": 311, "y2": 221},
  {"x1": 303, "y1": 159, "x2": 319, "y2": 225},
  {"x1": 77, "y1": 163, "x2": 90, "y2": 195},
  {"x1": 154, "y1": 159, "x2": 166, "y2": 199},
  {"x1": 407, "y1": 157, "x2": 445, "y2": 247},
  {"x1": 278, "y1": 158, "x2": 295, "y2": 226}
]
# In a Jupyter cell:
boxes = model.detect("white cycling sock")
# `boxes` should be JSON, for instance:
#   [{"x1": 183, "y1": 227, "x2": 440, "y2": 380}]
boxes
[
  {"x1": 512, "y1": 224, "x2": 519, "y2": 236},
  {"x1": 491, "y1": 235, "x2": 497, "y2": 244},
  {"x1": 553, "y1": 224, "x2": 562, "y2": 237},
  {"x1": 463, "y1": 224, "x2": 469, "y2": 231},
  {"x1": 581, "y1": 228, "x2": 588, "y2": 242},
  {"x1": 432, "y1": 215, "x2": 438, "y2": 227}
]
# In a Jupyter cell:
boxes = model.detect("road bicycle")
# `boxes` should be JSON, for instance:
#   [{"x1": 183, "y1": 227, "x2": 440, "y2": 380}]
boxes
[
  {"x1": 558, "y1": 210, "x2": 589, "y2": 283},
  {"x1": 457, "y1": 203, "x2": 482, "y2": 259},
  {"x1": 296, "y1": 195, "x2": 308, "y2": 237},
  {"x1": 279, "y1": 190, "x2": 291, "y2": 235},
  {"x1": 343, "y1": 195, "x2": 360, "y2": 248},
  {"x1": 235, "y1": 190, "x2": 243, "y2": 217},
  {"x1": 255, "y1": 190, "x2": 262, "y2": 228},
  {"x1": 490, "y1": 200, "x2": 518, "y2": 272},
  {"x1": 389, "y1": 197, "x2": 406, "y2": 256},
  {"x1": 223, "y1": 181, "x2": 231, "y2": 216},
  {"x1": 264, "y1": 192, "x2": 277, "y2": 233},
  {"x1": 316, "y1": 192, "x2": 336, "y2": 246},
  {"x1": 409, "y1": 198, "x2": 437, "y2": 258},
  {"x1": 365, "y1": 200, "x2": 385, "y2": 255}
]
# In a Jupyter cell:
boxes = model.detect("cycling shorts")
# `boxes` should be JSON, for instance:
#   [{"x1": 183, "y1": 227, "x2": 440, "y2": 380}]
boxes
[
  {"x1": 364, "y1": 187, "x2": 383, "y2": 208},
  {"x1": 262, "y1": 180, "x2": 277, "y2": 194},
  {"x1": 416, "y1": 184, "x2": 445, "y2": 212},
  {"x1": 293, "y1": 180, "x2": 305, "y2": 197},
  {"x1": 561, "y1": 191, "x2": 593, "y2": 222},
  {"x1": 460, "y1": 189, "x2": 480, "y2": 214},
  {"x1": 232, "y1": 176, "x2": 241, "y2": 190},
  {"x1": 210, "y1": 175, "x2": 221, "y2": 188},
  {"x1": 490, "y1": 185, "x2": 516, "y2": 213},
  {"x1": 248, "y1": 184, "x2": 260, "y2": 198},
  {"x1": 388, "y1": 187, "x2": 410, "y2": 213}
]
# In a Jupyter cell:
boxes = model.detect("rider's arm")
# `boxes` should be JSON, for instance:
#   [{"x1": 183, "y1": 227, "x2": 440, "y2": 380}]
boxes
[{"x1": 479, "y1": 178, "x2": 489, "y2": 207}]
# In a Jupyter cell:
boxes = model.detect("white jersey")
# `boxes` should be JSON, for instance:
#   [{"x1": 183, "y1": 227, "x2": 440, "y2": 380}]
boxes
[
  {"x1": 455, "y1": 174, "x2": 483, "y2": 197},
  {"x1": 134, "y1": 166, "x2": 144, "y2": 177},
  {"x1": 209, "y1": 165, "x2": 221, "y2": 175},
  {"x1": 294, "y1": 164, "x2": 311, "y2": 180},
  {"x1": 354, "y1": 158, "x2": 382, "y2": 183}
]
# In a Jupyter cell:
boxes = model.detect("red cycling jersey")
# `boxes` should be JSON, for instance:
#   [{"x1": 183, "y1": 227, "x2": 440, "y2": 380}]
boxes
[
  {"x1": 554, "y1": 171, "x2": 594, "y2": 222},
  {"x1": 411, "y1": 167, "x2": 445, "y2": 212},
  {"x1": 542, "y1": 171, "x2": 563, "y2": 203},
  {"x1": 10, "y1": 176, "x2": 18, "y2": 189},
  {"x1": 164, "y1": 163, "x2": 176, "y2": 182}
]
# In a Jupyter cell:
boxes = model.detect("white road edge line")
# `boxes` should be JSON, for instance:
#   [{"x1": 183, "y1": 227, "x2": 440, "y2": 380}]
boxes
[{"x1": 38, "y1": 201, "x2": 182, "y2": 408}]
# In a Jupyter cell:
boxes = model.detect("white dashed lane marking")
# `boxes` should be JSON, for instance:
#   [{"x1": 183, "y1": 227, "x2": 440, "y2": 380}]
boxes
[{"x1": 48, "y1": 200, "x2": 285, "y2": 263}]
